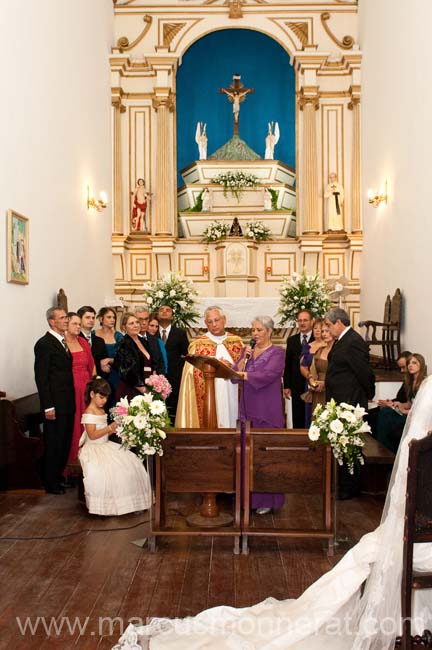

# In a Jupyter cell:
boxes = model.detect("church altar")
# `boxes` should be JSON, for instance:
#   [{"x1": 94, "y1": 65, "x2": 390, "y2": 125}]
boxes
[
  {"x1": 110, "y1": 15, "x2": 363, "y2": 327},
  {"x1": 178, "y1": 158, "x2": 296, "y2": 239}
]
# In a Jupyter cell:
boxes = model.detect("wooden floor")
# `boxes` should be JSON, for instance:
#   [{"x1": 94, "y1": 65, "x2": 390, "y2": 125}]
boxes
[{"x1": 0, "y1": 489, "x2": 384, "y2": 649}]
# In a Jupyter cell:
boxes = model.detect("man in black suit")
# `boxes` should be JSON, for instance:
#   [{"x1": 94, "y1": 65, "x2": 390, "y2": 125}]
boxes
[
  {"x1": 283, "y1": 309, "x2": 314, "y2": 428},
  {"x1": 134, "y1": 306, "x2": 165, "y2": 376},
  {"x1": 325, "y1": 307, "x2": 375, "y2": 499},
  {"x1": 77, "y1": 305, "x2": 109, "y2": 378},
  {"x1": 157, "y1": 304, "x2": 189, "y2": 422},
  {"x1": 34, "y1": 308, "x2": 75, "y2": 494}
]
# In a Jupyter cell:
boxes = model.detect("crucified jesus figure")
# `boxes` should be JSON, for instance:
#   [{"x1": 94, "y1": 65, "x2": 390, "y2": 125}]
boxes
[{"x1": 219, "y1": 74, "x2": 254, "y2": 135}]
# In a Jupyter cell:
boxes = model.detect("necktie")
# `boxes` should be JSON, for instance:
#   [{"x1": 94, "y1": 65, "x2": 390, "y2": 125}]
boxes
[
  {"x1": 62, "y1": 338, "x2": 71, "y2": 356},
  {"x1": 161, "y1": 329, "x2": 167, "y2": 344},
  {"x1": 302, "y1": 334, "x2": 307, "y2": 345}
]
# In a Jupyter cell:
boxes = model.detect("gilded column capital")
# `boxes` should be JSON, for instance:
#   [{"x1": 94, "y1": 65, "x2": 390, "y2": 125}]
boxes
[
  {"x1": 152, "y1": 92, "x2": 175, "y2": 113},
  {"x1": 298, "y1": 89, "x2": 320, "y2": 111},
  {"x1": 348, "y1": 97, "x2": 360, "y2": 111}
]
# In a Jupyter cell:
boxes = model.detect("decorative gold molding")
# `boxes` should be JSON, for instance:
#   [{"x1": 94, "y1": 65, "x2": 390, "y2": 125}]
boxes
[
  {"x1": 113, "y1": 0, "x2": 136, "y2": 5},
  {"x1": 298, "y1": 89, "x2": 319, "y2": 111},
  {"x1": 286, "y1": 22, "x2": 309, "y2": 47},
  {"x1": 152, "y1": 93, "x2": 176, "y2": 113},
  {"x1": 348, "y1": 96, "x2": 360, "y2": 110},
  {"x1": 115, "y1": 15, "x2": 152, "y2": 53},
  {"x1": 320, "y1": 12, "x2": 355, "y2": 50},
  {"x1": 161, "y1": 22, "x2": 185, "y2": 48}
]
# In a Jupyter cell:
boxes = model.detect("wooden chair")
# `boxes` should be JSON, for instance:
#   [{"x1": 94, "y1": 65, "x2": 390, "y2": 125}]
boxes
[
  {"x1": 396, "y1": 432, "x2": 432, "y2": 649},
  {"x1": 242, "y1": 424, "x2": 334, "y2": 555},
  {"x1": 149, "y1": 427, "x2": 242, "y2": 553},
  {"x1": 359, "y1": 288, "x2": 402, "y2": 368}
]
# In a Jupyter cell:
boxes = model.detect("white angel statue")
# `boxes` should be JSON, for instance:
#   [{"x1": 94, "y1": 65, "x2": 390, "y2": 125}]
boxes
[
  {"x1": 264, "y1": 120, "x2": 280, "y2": 159},
  {"x1": 195, "y1": 121, "x2": 207, "y2": 160}
]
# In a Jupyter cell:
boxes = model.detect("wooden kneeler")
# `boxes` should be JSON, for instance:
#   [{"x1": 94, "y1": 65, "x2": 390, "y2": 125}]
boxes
[
  {"x1": 242, "y1": 424, "x2": 334, "y2": 555},
  {"x1": 149, "y1": 426, "x2": 242, "y2": 554}
]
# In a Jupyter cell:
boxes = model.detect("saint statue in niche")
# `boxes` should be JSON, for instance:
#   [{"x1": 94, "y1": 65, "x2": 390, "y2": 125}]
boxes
[
  {"x1": 324, "y1": 172, "x2": 345, "y2": 231},
  {"x1": 131, "y1": 178, "x2": 151, "y2": 232}
]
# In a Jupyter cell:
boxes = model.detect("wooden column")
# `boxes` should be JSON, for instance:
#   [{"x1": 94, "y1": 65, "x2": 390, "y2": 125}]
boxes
[
  {"x1": 152, "y1": 92, "x2": 175, "y2": 236},
  {"x1": 299, "y1": 92, "x2": 320, "y2": 234},
  {"x1": 111, "y1": 96, "x2": 126, "y2": 235},
  {"x1": 349, "y1": 95, "x2": 361, "y2": 233}
]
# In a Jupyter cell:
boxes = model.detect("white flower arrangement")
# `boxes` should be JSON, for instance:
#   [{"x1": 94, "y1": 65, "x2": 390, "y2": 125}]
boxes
[
  {"x1": 110, "y1": 380, "x2": 172, "y2": 458},
  {"x1": 202, "y1": 220, "x2": 229, "y2": 243},
  {"x1": 211, "y1": 171, "x2": 259, "y2": 201},
  {"x1": 277, "y1": 270, "x2": 332, "y2": 326},
  {"x1": 143, "y1": 271, "x2": 200, "y2": 328},
  {"x1": 245, "y1": 220, "x2": 271, "y2": 242},
  {"x1": 309, "y1": 399, "x2": 370, "y2": 474}
]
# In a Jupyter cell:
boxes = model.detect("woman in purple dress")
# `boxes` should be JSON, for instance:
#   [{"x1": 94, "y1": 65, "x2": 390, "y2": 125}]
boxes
[{"x1": 233, "y1": 315, "x2": 285, "y2": 514}]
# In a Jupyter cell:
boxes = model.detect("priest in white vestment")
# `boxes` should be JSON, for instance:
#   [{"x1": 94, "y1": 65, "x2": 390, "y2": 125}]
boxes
[{"x1": 175, "y1": 306, "x2": 243, "y2": 428}]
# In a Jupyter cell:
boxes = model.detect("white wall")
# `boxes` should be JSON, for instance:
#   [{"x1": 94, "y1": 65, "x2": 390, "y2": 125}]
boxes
[
  {"x1": 0, "y1": 0, "x2": 114, "y2": 398},
  {"x1": 359, "y1": 1, "x2": 432, "y2": 365}
]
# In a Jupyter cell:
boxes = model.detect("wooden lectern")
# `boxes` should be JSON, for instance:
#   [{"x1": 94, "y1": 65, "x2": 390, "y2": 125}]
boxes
[
  {"x1": 183, "y1": 354, "x2": 242, "y2": 429},
  {"x1": 182, "y1": 354, "x2": 242, "y2": 525}
]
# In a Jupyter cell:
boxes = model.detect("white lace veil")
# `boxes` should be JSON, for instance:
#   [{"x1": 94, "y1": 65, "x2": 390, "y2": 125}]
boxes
[{"x1": 352, "y1": 374, "x2": 432, "y2": 650}]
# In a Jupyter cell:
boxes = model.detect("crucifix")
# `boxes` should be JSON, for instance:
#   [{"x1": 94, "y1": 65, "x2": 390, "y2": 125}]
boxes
[{"x1": 219, "y1": 74, "x2": 254, "y2": 136}]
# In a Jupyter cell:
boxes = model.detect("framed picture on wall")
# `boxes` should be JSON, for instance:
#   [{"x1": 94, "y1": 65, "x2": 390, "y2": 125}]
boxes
[{"x1": 7, "y1": 209, "x2": 29, "y2": 284}]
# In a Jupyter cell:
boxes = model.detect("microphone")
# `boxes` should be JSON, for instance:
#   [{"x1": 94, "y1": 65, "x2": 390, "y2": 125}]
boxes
[{"x1": 244, "y1": 338, "x2": 256, "y2": 368}]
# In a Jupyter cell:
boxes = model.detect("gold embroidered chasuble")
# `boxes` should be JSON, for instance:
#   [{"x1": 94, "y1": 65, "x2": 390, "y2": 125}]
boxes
[{"x1": 175, "y1": 333, "x2": 243, "y2": 428}]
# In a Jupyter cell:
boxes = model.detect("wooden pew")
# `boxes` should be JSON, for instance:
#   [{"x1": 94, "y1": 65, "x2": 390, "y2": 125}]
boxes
[
  {"x1": 361, "y1": 431, "x2": 395, "y2": 494},
  {"x1": 243, "y1": 424, "x2": 334, "y2": 555},
  {"x1": 0, "y1": 393, "x2": 43, "y2": 490},
  {"x1": 150, "y1": 427, "x2": 242, "y2": 553}
]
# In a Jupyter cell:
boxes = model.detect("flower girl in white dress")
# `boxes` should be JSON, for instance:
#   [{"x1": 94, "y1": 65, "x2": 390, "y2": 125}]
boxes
[{"x1": 79, "y1": 378, "x2": 151, "y2": 516}]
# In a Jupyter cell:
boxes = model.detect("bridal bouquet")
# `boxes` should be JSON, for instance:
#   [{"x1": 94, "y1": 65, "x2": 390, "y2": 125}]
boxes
[
  {"x1": 202, "y1": 220, "x2": 228, "y2": 243},
  {"x1": 110, "y1": 378, "x2": 171, "y2": 458},
  {"x1": 143, "y1": 271, "x2": 200, "y2": 328},
  {"x1": 308, "y1": 399, "x2": 370, "y2": 474},
  {"x1": 277, "y1": 270, "x2": 332, "y2": 326}
]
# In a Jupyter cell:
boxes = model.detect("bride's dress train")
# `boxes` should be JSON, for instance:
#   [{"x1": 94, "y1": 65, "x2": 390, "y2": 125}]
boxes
[{"x1": 113, "y1": 376, "x2": 432, "y2": 650}]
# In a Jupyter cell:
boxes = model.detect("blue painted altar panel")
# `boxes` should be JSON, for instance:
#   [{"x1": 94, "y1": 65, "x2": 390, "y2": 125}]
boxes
[{"x1": 176, "y1": 29, "x2": 295, "y2": 185}]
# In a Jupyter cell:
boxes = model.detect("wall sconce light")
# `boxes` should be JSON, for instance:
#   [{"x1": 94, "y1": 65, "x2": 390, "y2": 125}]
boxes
[
  {"x1": 266, "y1": 266, "x2": 272, "y2": 274},
  {"x1": 87, "y1": 186, "x2": 108, "y2": 211},
  {"x1": 367, "y1": 180, "x2": 388, "y2": 208},
  {"x1": 203, "y1": 265, "x2": 209, "y2": 273}
]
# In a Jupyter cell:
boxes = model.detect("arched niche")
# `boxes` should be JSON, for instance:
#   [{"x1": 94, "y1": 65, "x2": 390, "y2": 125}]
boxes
[{"x1": 176, "y1": 28, "x2": 296, "y2": 184}]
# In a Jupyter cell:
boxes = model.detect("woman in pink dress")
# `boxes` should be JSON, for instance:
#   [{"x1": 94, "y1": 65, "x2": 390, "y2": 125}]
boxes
[{"x1": 65, "y1": 312, "x2": 95, "y2": 464}]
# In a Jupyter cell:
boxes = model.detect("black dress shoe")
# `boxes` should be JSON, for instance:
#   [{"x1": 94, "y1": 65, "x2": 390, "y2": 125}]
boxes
[{"x1": 45, "y1": 487, "x2": 66, "y2": 495}]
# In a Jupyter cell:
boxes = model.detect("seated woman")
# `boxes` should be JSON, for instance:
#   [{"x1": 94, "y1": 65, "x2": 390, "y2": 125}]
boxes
[
  {"x1": 233, "y1": 315, "x2": 285, "y2": 515},
  {"x1": 377, "y1": 349, "x2": 412, "y2": 406},
  {"x1": 114, "y1": 312, "x2": 155, "y2": 401},
  {"x1": 308, "y1": 322, "x2": 335, "y2": 413},
  {"x1": 376, "y1": 352, "x2": 427, "y2": 453},
  {"x1": 148, "y1": 312, "x2": 168, "y2": 375},
  {"x1": 79, "y1": 378, "x2": 151, "y2": 516}
]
